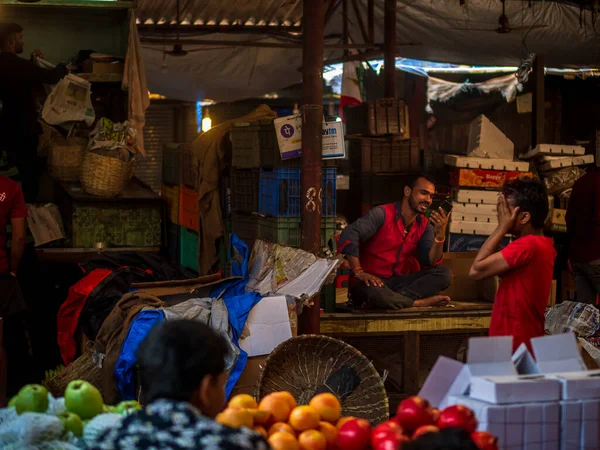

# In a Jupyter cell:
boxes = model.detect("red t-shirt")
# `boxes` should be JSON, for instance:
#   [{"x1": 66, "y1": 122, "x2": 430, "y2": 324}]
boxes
[
  {"x1": 0, "y1": 176, "x2": 28, "y2": 273},
  {"x1": 489, "y1": 235, "x2": 556, "y2": 353}
]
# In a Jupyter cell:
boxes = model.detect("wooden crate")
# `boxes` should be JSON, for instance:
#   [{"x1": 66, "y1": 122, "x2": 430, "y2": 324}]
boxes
[{"x1": 345, "y1": 98, "x2": 410, "y2": 137}]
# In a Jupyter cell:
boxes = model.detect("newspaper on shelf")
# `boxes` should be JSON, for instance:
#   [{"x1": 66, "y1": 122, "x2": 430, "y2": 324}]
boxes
[{"x1": 246, "y1": 239, "x2": 343, "y2": 305}]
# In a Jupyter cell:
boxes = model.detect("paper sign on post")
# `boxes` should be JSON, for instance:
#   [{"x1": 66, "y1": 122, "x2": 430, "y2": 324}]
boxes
[{"x1": 273, "y1": 115, "x2": 346, "y2": 161}]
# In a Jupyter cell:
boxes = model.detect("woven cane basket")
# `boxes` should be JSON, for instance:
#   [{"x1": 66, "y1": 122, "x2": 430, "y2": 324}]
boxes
[
  {"x1": 48, "y1": 137, "x2": 87, "y2": 182},
  {"x1": 80, "y1": 151, "x2": 134, "y2": 197},
  {"x1": 44, "y1": 351, "x2": 104, "y2": 398},
  {"x1": 255, "y1": 335, "x2": 389, "y2": 424}
]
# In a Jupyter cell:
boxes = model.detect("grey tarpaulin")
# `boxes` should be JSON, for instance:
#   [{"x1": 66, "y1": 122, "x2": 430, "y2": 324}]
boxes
[{"x1": 139, "y1": 0, "x2": 600, "y2": 102}]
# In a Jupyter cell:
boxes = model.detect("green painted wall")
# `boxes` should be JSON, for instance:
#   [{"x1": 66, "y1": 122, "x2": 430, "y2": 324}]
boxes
[{"x1": 0, "y1": 5, "x2": 128, "y2": 64}]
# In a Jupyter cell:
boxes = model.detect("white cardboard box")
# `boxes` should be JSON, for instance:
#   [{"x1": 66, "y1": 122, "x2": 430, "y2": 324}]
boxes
[
  {"x1": 420, "y1": 336, "x2": 517, "y2": 409},
  {"x1": 467, "y1": 115, "x2": 515, "y2": 161},
  {"x1": 449, "y1": 220, "x2": 498, "y2": 236},
  {"x1": 452, "y1": 211, "x2": 498, "y2": 223},
  {"x1": 520, "y1": 144, "x2": 585, "y2": 160},
  {"x1": 452, "y1": 201, "x2": 497, "y2": 215},
  {"x1": 530, "y1": 333, "x2": 588, "y2": 374},
  {"x1": 238, "y1": 295, "x2": 293, "y2": 357},
  {"x1": 445, "y1": 154, "x2": 529, "y2": 172},
  {"x1": 548, "y1": 370, "x2": 600, "y2": 400},
  {"x1": 538, "y1": 154, "x2": 595, "y2": 172},
  {"x1": 455, "y1": 189, "x2": 499, "y2": 205},
  {"x1": 470, "y1": 374, "x2": 561, "y2": 404}
]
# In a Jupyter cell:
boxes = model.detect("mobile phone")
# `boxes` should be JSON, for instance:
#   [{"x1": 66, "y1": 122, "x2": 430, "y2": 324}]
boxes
[{"x1": 424, "y1": 196, "x2": 452, "y2": 218}]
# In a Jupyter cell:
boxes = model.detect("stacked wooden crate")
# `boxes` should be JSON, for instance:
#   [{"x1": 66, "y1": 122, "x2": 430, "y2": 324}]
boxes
[
  {"x1": 161, "y1": 143, "x2": 199, "y2": 273},
  {"x1": 344, "y1": 98, "x2": 416, "y2": 223}
]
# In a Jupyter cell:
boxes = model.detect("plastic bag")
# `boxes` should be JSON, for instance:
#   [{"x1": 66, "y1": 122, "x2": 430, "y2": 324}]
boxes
[
  {"x1": 42, "y1": 74, "x2": 95, "y2": 127},
  {"x1": 88, "y1": 118, "x2": 137, "y2": 156}
]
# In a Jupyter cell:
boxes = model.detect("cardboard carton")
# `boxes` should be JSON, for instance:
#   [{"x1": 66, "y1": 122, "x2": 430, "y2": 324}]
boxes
[
  {"x1": 467, "y1": 115, "x2": 515, "y2": 161},
  {"x1": 513, "y1": 333, "x2": 587, "y2": 375},
  {"x1": 547, "y1": 370, "x2": 600, "y2": 400},
  {"x1": 470, "y1": 374, "x2": 561, "y2": 404},
  {"x1": 239, "y1": 296, "x2": 293, "y2": 357},
  {"x1": 230, "y1": 355, "x2": 267, "y2": 397},
  {"x1": 455, "y1": 189, "x2": 500, "y2": 205},
  {"x1": 450, "y1": 168, "x2": 532, "y2": 189},
  {"x1": 439, "y1": 252, "x2": 498, "y2": 302},
  {"x1": 547, "y1": 208, "x2": 567, "y2": 233},
  {"x1": 445, "y1": 154, "x2": 528, "y2": 172},
  {"x1": 520, "y1": 144, "x2": 585, "y2": 160}
]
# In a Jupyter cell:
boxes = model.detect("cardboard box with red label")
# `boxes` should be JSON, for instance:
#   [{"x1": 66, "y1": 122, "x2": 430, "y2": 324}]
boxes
[{"x1": 450, "y1": 168, "x2": 533, "y2": 189}]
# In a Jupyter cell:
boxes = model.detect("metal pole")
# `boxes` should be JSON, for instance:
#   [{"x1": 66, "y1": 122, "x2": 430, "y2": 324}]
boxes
[
  {"x1": 299, "y1": 0, "x2": 324, "y2": 335},
  {"x1": 384, "y1": 0, "x2": 397, "y2": 97}
]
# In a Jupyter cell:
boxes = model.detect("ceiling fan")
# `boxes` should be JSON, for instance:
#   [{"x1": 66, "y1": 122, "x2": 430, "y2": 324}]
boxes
[
  {"x1": 165, "y1": 0, "x2": 188, "y2": 57},
  {"x1": 452, "y1": 0, "x2": 549, "y2": 34}
]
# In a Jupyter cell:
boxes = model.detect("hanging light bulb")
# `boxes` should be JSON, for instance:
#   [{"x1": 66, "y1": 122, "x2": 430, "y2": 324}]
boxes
[{"x1": 202, "y1": 108, "x2": 212, "y2": 132}]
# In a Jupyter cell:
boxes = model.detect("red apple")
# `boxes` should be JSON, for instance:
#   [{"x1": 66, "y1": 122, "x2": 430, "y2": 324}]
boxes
[
  {"x1": 373, "y1": 433, "x2": 411, "y2": 450},
  {"x1": 337, "y1": 418, "x2": 372, "y2": 450},
  {"x1": 412, "y1": 425, "x2": 439, "y2": 439},
  {"x1": 430, "y1": 408, "x2": 440, "y2": 422},
  {"x1": 395, "y1": 396, "x2": 435, "y2": 432},
  {"x1": 371, "y1": 421, "x2": 404, "y2": 448},
  {"x1": 471, "y1": 431, "x2": 499, "y2": 450},
  {"x1": 437, "y1": 405, "x2": 478, "y2": 434}
]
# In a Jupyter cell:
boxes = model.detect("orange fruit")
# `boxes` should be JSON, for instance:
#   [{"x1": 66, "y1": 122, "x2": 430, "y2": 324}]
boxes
[
  {"x1": 229, "y1": 394, "x2": 258, "y2": 410},
  {"x1": 289, "y1": 405, "x2": 321, "y2": 432},
  {"x1": 336, "y1": 416, "x2": 356, "y2": 431},
  {"x1": 269, "y1": 422, "x2": 296, "y2": 437},
  {"x1": 318, "y1": 421, "x2": 337, "y2": 448},
  {"x1": 298, "y1": 429, "x2": 327, "y2": 450},
  {"x1": 259, "y1": 393, "x2": 293, "y2": 423},
  {"x1": 216, "y1": 408, "x2": 253, "y2": 428},
  {"x1": 276, "y1": 391, "x2": 297, "y2": 410},
  {"x1": 250, "y1": 409, "x2": 271, "y2": 426},
  {"x1": 309, "y1": 393, "x2": 342, "y2": 423},
  {"x1": 254, "y1": 426, "x2": 268, "y2": 438},
  {"x1": 269, "y1": 431, "x2": 300, "y2": 450}
]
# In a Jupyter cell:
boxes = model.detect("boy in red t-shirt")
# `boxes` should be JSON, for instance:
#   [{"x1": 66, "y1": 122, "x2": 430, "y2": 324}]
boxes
[{"x1": 470, "y1": 178, "x2": 556, "y2": 353}]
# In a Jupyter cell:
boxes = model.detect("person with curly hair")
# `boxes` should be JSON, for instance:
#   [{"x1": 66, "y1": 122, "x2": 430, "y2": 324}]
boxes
[{"x1": 469, "y1": 177, "x2": 556, "y2": 353}]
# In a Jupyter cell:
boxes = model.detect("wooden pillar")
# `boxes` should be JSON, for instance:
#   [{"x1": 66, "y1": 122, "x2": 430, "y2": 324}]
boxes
[
  {"x1": 298, "y1": 0, "x2": 324, "y2": 335},
  {"x1": 532, "y1": 55, "x2": 545, "y2": 147},
  {"x1": 403, "y1": 331, "x2": 420, "y2": 395},
  {"x1": 384, "y1": 0, "x2": 397, "y2": 97}
]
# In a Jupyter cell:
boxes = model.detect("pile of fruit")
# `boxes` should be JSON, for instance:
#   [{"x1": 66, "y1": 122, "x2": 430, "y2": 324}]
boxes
[
  {"x1": 217, "y1": 393, "x2": 499, "y2": 450},
  {"x1": 1, "y1": 381, "x2": 139, "y2": 447}
]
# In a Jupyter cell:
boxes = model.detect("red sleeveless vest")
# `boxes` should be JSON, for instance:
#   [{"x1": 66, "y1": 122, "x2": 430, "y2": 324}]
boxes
[{"x1": 360, "y1": 203, "x2": 430, "y2": 278}]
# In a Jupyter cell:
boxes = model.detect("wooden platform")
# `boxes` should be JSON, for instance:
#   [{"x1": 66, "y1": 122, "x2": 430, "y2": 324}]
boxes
[{"x1": 322, "y1": 289, "x2": 492, "y2": 400}]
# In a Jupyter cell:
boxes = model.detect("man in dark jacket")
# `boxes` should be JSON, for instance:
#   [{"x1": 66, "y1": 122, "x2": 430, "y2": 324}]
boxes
[
  {"x1": 0, "y1": 23, "x2": 67, "y2": 202},
  {"x1": 338, "y1": 174, "x2": 453, "y2": 309}
]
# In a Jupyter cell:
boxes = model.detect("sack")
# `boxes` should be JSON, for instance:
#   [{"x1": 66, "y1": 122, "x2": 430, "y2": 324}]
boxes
[{"x1": 41, "y1": 74, "x2": 95, "y2": 126}]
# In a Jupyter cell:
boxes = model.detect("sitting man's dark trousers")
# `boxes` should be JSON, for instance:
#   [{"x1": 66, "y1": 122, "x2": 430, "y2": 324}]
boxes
[{"x1": 339, "y1": 201, "x2": 453, "y2": 309}]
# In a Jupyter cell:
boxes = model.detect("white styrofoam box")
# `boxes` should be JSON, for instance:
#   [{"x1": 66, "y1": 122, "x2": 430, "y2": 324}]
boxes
[
  {"x1": 452, "y1": 201, "x2": 497, "y2": 215},
  {"x1": 582, "y1": 400, "x2": 600, "y2": 449},
  {"x1": 446, "y1": 395, "x2": 506, "y2": 425},
  {"x1": 445, "y1": 154, "x2": 529, "y2": 172},
  {"x1": 467, "y1": 115, "x2": 515, "y2": 161},
  {"x1": 449, "y1": 220, "x2": 498, "y2": 236},
  {"x1": 452, "y1": 211, "x2": 498, "y2": 223},
  {"x1": 470, "y1": 374, "x2": 562, "y2": 404},
  {"x1": 467, "y1": 336, "x2": 517, "y2": 378},
  {"x1": 538, "y1": 154, "x2": 595, "y2": 172},
  {"x1": 548, "y1": 370, "x2": 600, "y2": 400},
  {"x1": 542, "y1": 403, "x2": 560, "y2": 447},
  {"x1": 455, "y1": 189, "x2": 499, "y2": 205},
  {"x1": 524, "y1": 404, "x2": 544, "y2": 445},
  {"x1": 520, "y1": 144, "x2": 586, "y2": 160},
  {"x1": 505, "y1": 405, "x2": 525, "y2": 449},
  {"x1": 419, "y1": 357, "x2": 469, "y2": 409},
  {"x1": 530, "y1": 333, "x2": 587, "y2": 374},
  {"x1": 560, "y1": 401, "x2": 582, "y2": 450}
]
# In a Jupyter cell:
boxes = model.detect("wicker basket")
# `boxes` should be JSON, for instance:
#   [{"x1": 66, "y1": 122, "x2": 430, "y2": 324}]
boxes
[
  {"x1": 256, "y1": 335, "x2": 389, "y2": 424},
  {"x1": 44, "y1": 351, "x2": 104, "y2": 399},
  {"x1": 48, "y1": 137, "x2": 87, "y2": 182},
  {"x1": 80, "y1": 151, "x2": 135, "y2": 197}
]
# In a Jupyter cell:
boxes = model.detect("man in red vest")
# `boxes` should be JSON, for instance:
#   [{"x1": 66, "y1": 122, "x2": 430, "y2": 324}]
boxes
[{"x1": 339, "y1": 174, "x2": 452, "y2": 309}]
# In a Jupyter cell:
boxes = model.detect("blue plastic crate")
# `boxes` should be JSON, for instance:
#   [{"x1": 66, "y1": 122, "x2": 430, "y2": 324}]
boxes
[
  {"x1": 259, "y1": 168, "x2": 337, "y2": 217},
  {"x1": 321, "y1": 168, "x2": 337, "y2": 217},
  {"x1": 259, "y1": 168, "x2": 302, "y2": 217}
]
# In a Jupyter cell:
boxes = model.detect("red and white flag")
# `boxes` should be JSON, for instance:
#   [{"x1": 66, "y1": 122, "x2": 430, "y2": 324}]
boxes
[{"x1": 339, "y1": 56, "x2": 362, "y2": 122}]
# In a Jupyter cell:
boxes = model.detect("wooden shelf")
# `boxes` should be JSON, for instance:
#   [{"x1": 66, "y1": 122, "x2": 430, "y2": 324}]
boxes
[
  {"x1": 36, "y1": 246, "x2": 160, "y2": 263},
  {"x1": 76, "y1": 72, "x2": 123, "y2": 83},
  {"x1": 0, "y1": 0, "x2": 135, "y2": 9}
]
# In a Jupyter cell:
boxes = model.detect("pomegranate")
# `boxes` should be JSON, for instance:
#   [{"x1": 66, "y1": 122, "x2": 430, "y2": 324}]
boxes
[
  {"x1": 437, "y1": 405, "x2": 478, "y2": 434},
  {"x1": 395, "y1": 396, "x2": 435, "y2": 432},
  {"x1": 471, "y1": 431, "x2": 499, "y2": 450},
  {"x1": 337, "y1": 418, "x2": 372, "y2": 450}
]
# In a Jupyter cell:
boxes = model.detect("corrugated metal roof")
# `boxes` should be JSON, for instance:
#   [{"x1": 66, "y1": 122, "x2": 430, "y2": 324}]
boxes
[{"x1": 136, "y1": 0, "x2": 303, "y2": 27}]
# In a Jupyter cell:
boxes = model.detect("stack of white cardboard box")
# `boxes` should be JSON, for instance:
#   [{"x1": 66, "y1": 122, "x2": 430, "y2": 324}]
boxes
[
  {"x1": 420, "y1": 333, "x2": 600, "y2": 450},
  {"x1": 519, "y1": 145, "x2": 594, "y2": 233},
  {"x1": 444, "y1": 115, "x2": 532, "y2": 252}
]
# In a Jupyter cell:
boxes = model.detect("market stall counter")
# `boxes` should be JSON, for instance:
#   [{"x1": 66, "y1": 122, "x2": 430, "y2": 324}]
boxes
[{"x1": 321, "y1": 253, "x2": 495, "y2": 409}]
